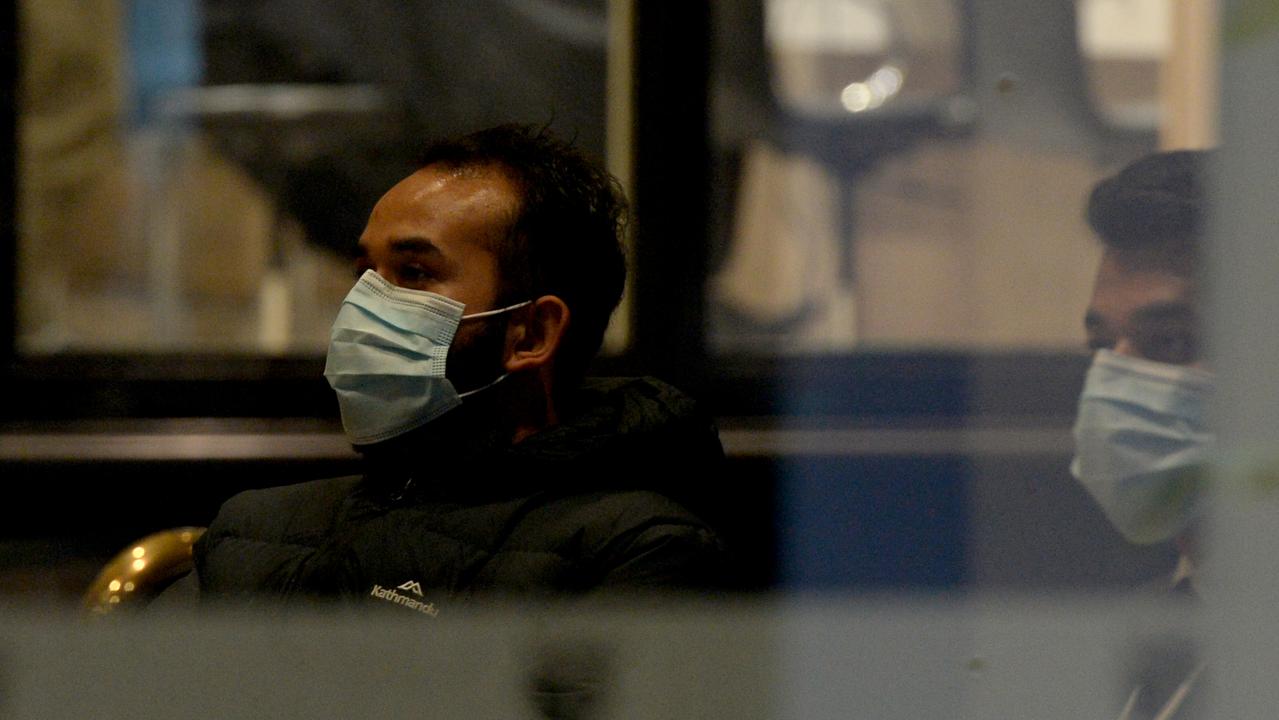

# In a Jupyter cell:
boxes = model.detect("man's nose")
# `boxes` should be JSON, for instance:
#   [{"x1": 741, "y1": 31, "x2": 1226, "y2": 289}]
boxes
[{"x1": 1111, "y1": 337, "x2": 1140, "y2": 358}]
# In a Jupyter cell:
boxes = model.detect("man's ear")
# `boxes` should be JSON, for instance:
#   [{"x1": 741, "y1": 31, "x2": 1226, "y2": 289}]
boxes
[{"x1": 504, "y1": 295, "x2": 569, "y2": 374}]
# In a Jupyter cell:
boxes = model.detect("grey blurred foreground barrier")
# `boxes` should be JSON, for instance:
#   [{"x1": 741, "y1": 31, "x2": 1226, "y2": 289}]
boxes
[{"x1": 0, "y1": 597, "x2": 1211, "y2": 719}]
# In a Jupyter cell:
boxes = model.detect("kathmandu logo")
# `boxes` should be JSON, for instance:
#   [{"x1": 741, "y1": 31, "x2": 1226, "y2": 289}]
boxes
[{"x1": 370, "y1": 580, "x2": 439, "y2": 617}]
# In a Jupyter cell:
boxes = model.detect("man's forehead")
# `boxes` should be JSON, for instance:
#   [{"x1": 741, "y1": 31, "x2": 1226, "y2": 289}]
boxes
[
  {"x1": 1095, "y1": 250, "x2": 1194, "y2": 293},
  {"x1": 1088, "y1": 251, "x2": 1196, "y2": 322},
  {"x1": 1106, "y1": 241, "x2": 1196, "y2": 276},
  {"x1": 384, "y1": 166, "x2": 514, "y2": 214},
  {"x1": 362, "y1": 166, "x2": 518, "y2": 248}
]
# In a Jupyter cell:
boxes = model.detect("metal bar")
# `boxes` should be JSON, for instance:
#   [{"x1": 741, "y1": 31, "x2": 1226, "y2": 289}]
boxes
[
  {"x1": 0, "y1": 425, "x2": 1072, "y2": 463},
  {"x1": 1, "y1": 0, "x2": 17, "y2": 367}
]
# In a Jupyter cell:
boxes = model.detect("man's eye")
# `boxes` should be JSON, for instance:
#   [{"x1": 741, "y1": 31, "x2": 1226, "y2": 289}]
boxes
[
  {"x1": 395, "y1": 265, "x2": 436, "y2": 286},
  {"x1": 1133, "y1": 330, "x2": 1199, "y2": 365},
  {"x1": 1086, "y1": 335, "x2": 1114, "y2": 353}
]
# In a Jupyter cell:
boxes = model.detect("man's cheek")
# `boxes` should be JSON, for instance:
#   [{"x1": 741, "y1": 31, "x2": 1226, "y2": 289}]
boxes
[{"x1": 445, "y1": 321, "x2": 508, "y2": 391}]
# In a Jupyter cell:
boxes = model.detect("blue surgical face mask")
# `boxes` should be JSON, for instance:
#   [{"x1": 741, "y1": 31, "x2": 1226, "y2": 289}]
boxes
[
  {"x1": 1070, "y1": 349, "x2": 1215, "y2": 544},
  {"x1": 324, "y1": 270, "x2": 530, "y2": 445}
]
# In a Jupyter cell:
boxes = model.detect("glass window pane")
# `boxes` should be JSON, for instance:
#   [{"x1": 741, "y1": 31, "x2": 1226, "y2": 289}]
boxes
[
  {"x1": 708, "y1": 0, "x2": 1175, "y2": 355},
  {"x1": 17, "y1": 0, "x2": 608, "y2": 355}
]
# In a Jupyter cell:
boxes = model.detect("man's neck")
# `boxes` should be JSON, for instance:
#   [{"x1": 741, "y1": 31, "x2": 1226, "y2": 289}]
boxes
[{"x1": 508, "y1": 368, "x2": 560, "y2": 444}]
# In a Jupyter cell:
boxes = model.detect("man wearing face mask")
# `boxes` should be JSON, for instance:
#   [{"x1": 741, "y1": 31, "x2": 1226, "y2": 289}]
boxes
[
  {"x1": 172, "y1": 124, "x2": 728, "y2": 608},
  {"x1": 1072, "y1": 149, "x2": 1214, "y2": 588}
]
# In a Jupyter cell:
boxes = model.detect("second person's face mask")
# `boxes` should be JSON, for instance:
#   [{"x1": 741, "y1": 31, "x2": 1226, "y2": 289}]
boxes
[
  {"x1": 324, "y1": 270, "x2": 529, "y2": 445},
  {"x1": 1071, "y1": 349, "x2": 1215, "y2": 544}
]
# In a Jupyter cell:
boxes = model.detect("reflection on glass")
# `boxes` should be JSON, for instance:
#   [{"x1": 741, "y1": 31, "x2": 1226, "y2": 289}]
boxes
[
  {"x1": 1078, "y1": 0, "x2": 1171, "y2": 131},
  {"x1": 840, "y1": 65, "x2": 905, "y2": 113},
  {"x1": 18, "y1": 0, "x2": 355, "y2": 355},
  {"x1": 707, "y1": 0, "x2": 1209, "y2": 611},
  {"x1": 710, "y1": 0, "x2": 1178, "y2": 354}
]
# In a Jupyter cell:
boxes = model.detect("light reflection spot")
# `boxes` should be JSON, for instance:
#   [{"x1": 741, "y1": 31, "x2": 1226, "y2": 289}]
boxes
[
  {"x1": 841, "y1": 83, "x2": 874, "y2": 112},
  {"x1": 869, "y1": 65, "x2": 904, "y2": 96}
]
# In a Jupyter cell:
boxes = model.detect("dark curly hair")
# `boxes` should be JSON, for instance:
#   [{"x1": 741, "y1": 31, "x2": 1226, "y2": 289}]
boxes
[
  {"x1": 417, "y1": 124, "x2": 628, "y2": 387},
  {"x1": 1086, "y1": 149, "x2": 1212, "y2": 274}
]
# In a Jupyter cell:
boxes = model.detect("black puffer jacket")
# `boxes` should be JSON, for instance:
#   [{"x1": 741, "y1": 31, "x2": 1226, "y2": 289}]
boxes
[{"x1": 191, "y1": 377, "x2": 727, "y2": 612}]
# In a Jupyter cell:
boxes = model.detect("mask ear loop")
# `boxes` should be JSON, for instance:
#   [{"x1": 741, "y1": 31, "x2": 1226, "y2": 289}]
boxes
[
  {"x1": 457, "y1": 370, "x2": 511, "y2": 400},
  {"x1": 461, "y1": 300, "x2": 532, "y2": 321}
]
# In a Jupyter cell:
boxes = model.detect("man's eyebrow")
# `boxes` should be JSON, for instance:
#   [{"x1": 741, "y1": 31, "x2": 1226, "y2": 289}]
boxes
[
  {"x1": 388, "y1": 237, "x2": 442, "y2": 255},
  {"x1": 1129, "y1": 300, "x2": 1196, "y2": 325}
]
